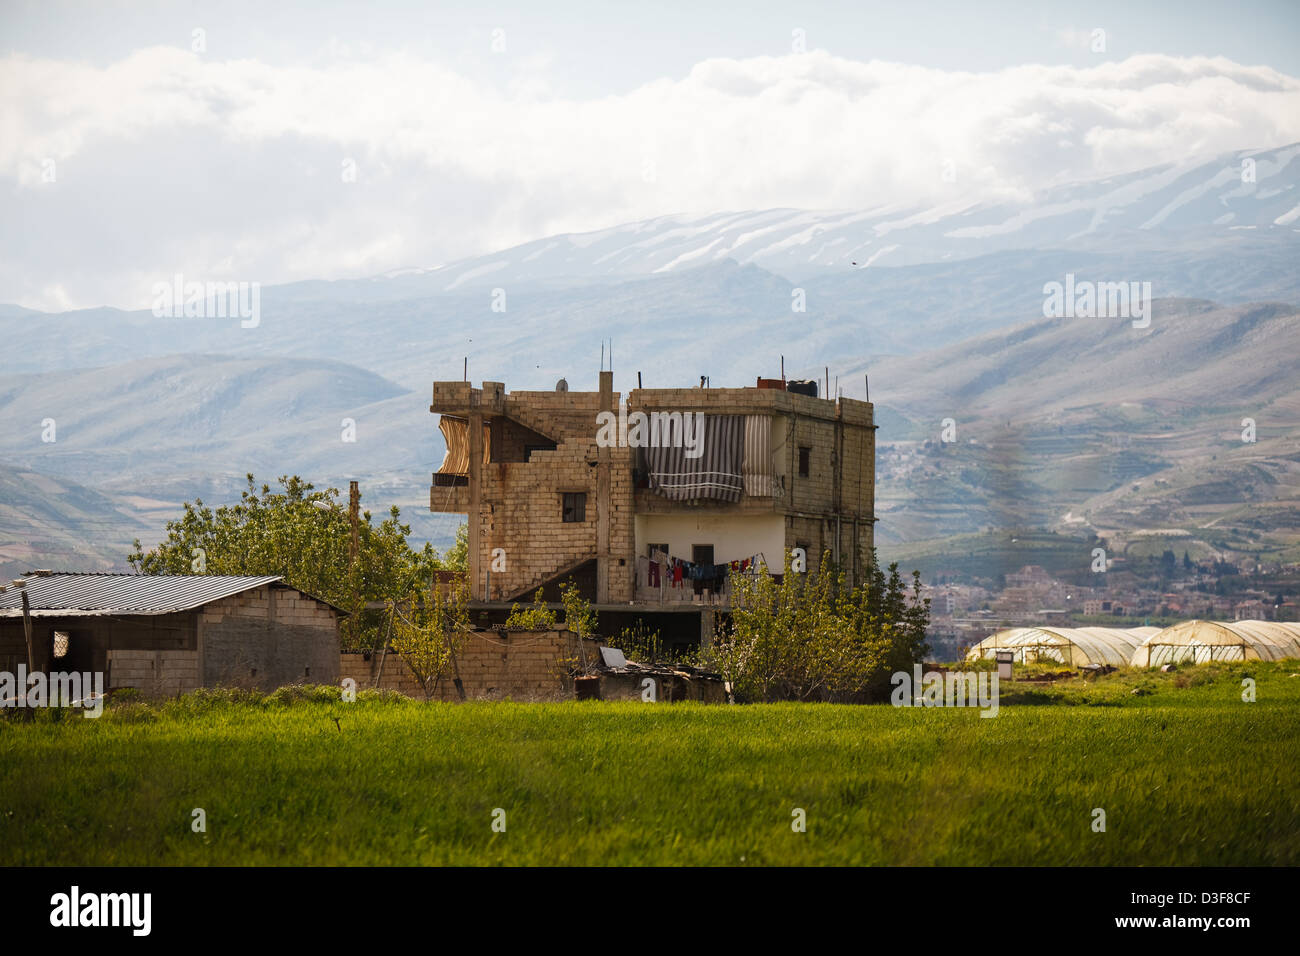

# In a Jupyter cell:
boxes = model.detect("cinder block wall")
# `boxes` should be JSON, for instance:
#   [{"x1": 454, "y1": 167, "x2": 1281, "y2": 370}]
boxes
[
  {"x1": 476, "y1": 390, "x2": 636, "y2": 602},
  {"x1": 200, "y1": 584, "x2": 341, "y2": 690},
  {"x1": 341, "y1": 628, "x2": 600, "y2": 701},
  {"x1": 107, "y1": 648, "x2": 199, "y2": 697}
]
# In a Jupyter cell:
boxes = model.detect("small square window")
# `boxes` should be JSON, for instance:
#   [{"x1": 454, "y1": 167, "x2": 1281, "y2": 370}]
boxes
[
  {"x1": 562, "y1": 492, "x2": 587, "y2": 523},
  {"x1": 798, "y1": 447, "x2": 811, "y2": 477}
]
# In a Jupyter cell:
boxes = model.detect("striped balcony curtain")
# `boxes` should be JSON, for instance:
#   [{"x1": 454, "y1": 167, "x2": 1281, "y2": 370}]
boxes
[
  {"x1": 437, "y1": 416, "x2": 490, "y2": 474},
  {"x1": 742, "y1": 414, "x2": 774, "y2": 496},
  {"x1": 646, "y1": 414, "x2": 744, "y2": 503}
]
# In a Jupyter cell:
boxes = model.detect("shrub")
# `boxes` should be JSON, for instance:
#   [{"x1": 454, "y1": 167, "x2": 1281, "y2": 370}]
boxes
[{"x1": 505, "y1": 589, "x2": 558, "y2": 630}]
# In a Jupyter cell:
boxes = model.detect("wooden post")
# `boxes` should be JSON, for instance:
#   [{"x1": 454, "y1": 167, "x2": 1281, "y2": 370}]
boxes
[
  {"x1": 21, "y1": 589, "x2": 34, "y2": 672},
  {"x1": 348, "y1": 481, "x2": 360, "y2": 567}
]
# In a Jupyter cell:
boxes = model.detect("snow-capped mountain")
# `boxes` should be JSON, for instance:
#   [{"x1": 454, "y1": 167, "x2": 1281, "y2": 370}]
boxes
[
  {"x1": 267, "y1": 143, "x2": 1300, "y2": 302},
  {"x1": 4, "y1": 143, "x2": 1300, "y2": 574}
]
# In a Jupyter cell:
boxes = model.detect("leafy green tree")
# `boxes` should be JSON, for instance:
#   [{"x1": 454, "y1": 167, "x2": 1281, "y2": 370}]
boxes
[
  {"x1": 558, "y1": 580, "x2": 598, "y2": 673},
  {"x1": 388, "y1": 577, "x2": 470, "y2": 700},
  {"x1": 708, "y1": 550, "x2": 929, "y2": 703},
  {"x1": 128, "y1": 474, "x2": 449, "y2": 646},
  {"x1": 559, "y1": 580, "x2": 596, "y2": 640},
  {"x1": 442, "y1": 522, "x2": 469, "y2": 571}
]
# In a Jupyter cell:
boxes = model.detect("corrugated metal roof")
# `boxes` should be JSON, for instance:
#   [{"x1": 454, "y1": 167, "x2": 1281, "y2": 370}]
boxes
[{"x1": 0, "y1": 572, "x2": 306, "y2": 618}]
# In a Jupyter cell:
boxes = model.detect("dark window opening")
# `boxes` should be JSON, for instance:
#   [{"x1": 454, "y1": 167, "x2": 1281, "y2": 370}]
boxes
[
  {"x1": 798, "y1": 447, "x2": 811, "y2": 477},
  {"x1": 692, "y1": 544, "x2": 715, "y2": 594},
  {"x1": 647, "y1": 542, "x2": 669, "y2": 558},
  {"x1": 562, "y1": 492, "x2": 587, "y2": 523}
]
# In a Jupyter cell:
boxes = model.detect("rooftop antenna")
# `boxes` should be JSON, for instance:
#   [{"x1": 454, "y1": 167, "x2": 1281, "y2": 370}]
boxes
[
  {"x1": 637, "y1": 371, "x2": 642, "y2": 389},
  {"x1": 463, "y1": 357, "x2": 467, "y2": 382},
  {"x1": 780, "y1": 355, "x2": 785, "y2": 386},
  {"x1": 600, "y1": 341, "x2": 605, "y2": 371},
  {"x1": 864, "y1": 373, "x2": 870, "y2": 401}
]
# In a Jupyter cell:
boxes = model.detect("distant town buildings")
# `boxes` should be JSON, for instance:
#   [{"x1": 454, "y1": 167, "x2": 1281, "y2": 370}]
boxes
[{"x1": 921, "y1": 558, "x2": 1300, "y2": 658}]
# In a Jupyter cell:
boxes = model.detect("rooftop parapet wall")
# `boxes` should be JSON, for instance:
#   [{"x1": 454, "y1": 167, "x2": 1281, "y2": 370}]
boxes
[
  {"x1": 432, "y1": 382, "x2": 873, "y2": 434},
  {"x1": 431, "y1": 380, "x2": 506, "y2": 416},
  {"x1": 627, "y1": 387, "x2": 872, "y2": 426}
]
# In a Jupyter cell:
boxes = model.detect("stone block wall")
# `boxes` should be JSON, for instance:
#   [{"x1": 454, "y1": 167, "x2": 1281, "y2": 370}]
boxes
[
  {"x1": 341, "y1": 628, "x2": 601, "y2": 701},
  {"x1": 106, "y1": 648, "x2": 200, "y2": 697},
  {"x1": 199, "y1": 584, "x2": 341, "y2": 690}
]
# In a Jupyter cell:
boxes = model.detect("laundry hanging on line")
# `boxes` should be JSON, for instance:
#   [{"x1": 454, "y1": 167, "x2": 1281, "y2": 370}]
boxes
[{"x1": 641, "y1": 549, "x2": 768, "y2": 588}]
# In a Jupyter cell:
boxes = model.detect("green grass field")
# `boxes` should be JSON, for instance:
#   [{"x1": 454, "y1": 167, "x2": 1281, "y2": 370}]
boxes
[{"x1": 2, "y1": 663, "x2": 1297, "y2": 866}]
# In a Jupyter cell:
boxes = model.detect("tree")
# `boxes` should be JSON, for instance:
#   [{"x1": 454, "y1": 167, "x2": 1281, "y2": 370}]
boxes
[
  {"x1": 442, "y1": 522, "x2": 469, "y2": 571},
  {"x1": 707, "y1": 550, "x2": 930, "y2": 703},
  {"x1": 128, "y1": 474, "x2": 449, "y2": 646},
  {"x1": 559, "y1": 580, "x2": 597, "y2": 672},
  {"x1": 388, "y1": 577, "x2": 470, "y2": 700},
  {"x1": 1160, "y1": 549, "x2": 1177, "y2": 578},
  {"x1": 559, "y1": 580, "x2": 596, "y2": 640}
]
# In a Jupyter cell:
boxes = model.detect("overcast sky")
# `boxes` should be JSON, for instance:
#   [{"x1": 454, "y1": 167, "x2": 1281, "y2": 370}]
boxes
[{"x1": 3, "y1": 0, "x2": 1299, "y2": 311}]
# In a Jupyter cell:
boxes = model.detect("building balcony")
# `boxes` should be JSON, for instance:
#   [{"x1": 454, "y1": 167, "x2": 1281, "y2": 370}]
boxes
[{"x1": 430, "y1": 473, "x2": 470, "y2": 513}]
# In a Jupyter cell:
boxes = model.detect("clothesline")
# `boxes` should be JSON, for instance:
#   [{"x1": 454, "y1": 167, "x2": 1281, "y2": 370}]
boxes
[{"x1": 642, "y1": 549, "x2": 772, "y2": 589}]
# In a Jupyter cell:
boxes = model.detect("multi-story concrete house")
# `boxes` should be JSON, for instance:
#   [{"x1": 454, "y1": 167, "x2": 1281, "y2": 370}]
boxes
[{"x1": 430, "y1": 372, "x2": 875, "y2": 649}]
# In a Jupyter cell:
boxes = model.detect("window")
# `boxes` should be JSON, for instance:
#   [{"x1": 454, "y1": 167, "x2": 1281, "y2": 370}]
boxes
[
  {"x1": 647, "y1": 542, "x2": 669, "y2": 558},
  {"x1": 562, "y1": 492, "x2": 587, "y2": 523},
  {"x1": 798, "y1": 446, "x2": 811, "y2": 477},
  {"x1": 52, "y1": 631, "x2": 70, "y2": 659},
  {"x1": 692, "y1": 545, "x2": 715, "y2": 594}
]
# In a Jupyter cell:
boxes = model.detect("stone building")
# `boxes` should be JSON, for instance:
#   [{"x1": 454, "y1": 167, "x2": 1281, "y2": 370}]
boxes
[
  {"x1": 0, "y1": 572, "x2": 343, "y2": 696},
  {"x1": 430, "y1": 372, "x2": 875, "y2": 649}
]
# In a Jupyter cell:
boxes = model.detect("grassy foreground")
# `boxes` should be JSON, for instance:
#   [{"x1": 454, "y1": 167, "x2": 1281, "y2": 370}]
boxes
[{"x1": 1, "y1": 663, "x2": 1297, "y2": 865}]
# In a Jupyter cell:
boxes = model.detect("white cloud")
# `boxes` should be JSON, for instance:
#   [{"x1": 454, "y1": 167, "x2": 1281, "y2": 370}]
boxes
[{"x1": 2, "y1": 48, "x2": 1298, "y2": 309}]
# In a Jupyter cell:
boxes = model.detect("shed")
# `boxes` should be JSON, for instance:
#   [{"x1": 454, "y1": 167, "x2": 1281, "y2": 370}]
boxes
[{"x1": 0, "y1": 572, "x2": 344, "y2": 696}]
